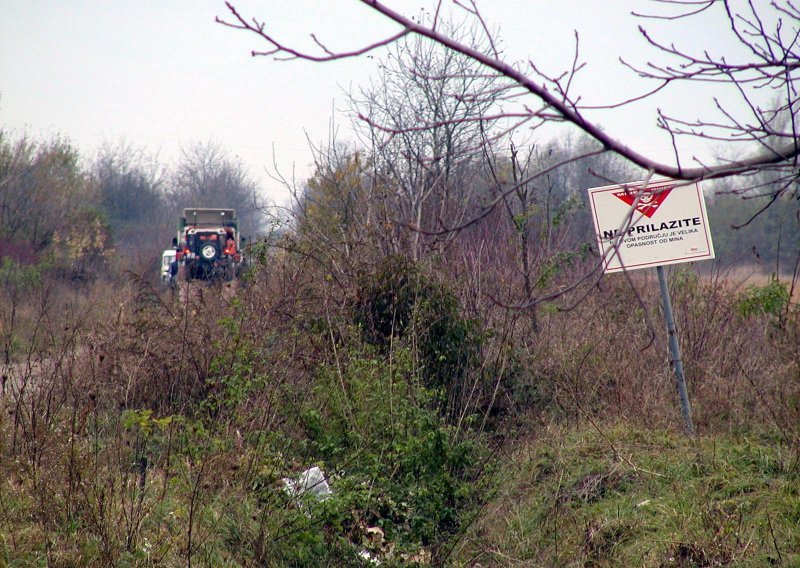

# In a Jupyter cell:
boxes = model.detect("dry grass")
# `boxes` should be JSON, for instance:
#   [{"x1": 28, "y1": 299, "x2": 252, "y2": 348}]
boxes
[
  {"x1": 701, "y1": 263, "x2": 800, "y2": 303},
  {"x1": 0, "y1": 254, "x2": 797, "y2": 565}
]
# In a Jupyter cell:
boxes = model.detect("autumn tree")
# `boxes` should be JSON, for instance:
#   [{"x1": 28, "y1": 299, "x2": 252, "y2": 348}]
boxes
[
  {"x1": 293, "y1": 146, "x2": 376, "y2": 261},
  {"x1": 0, "y1": 132, "x2": 93, "y2": 253},
  {"x1": 0, "y1": 131, "x2": 116, "y2": 283}
]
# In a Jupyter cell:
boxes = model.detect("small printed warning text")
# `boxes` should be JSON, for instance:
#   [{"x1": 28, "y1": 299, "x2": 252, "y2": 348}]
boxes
[{"x1": 587, "y1": 179, "x2": 715, "y2": 273}]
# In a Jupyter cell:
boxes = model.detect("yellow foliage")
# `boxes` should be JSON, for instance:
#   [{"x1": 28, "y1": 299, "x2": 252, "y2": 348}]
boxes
[
  {"x1": 52, "y1": 217, "x2": 114, "y2": 265},
  {"x1": 300, "y1": 153, "x2": 368, "y2": 240}
]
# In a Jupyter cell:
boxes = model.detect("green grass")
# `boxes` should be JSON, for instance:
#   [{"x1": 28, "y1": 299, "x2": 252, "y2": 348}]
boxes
[
  {"x1": 454, "y1": 425, "x2": 800, "y2": 567},
  {"x1": 3, "y1": 412, "x2": 798, "y2": 566}
]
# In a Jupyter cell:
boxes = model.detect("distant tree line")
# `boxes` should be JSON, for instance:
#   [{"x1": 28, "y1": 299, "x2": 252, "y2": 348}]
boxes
[
  {"x1": 5, "y1": 1, "x2": 799, "y2": 291},
  {"x1": 708, "y1": 182, "x2": 800, "y2": 275},
  {"x1": 0, "y1": 131, "x2": 264, "y2": 281}
]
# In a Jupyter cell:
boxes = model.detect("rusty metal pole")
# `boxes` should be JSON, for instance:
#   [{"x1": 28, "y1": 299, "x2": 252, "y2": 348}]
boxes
[{"x1": 657, "y1": 265, "x2": 695, "y2": 435}]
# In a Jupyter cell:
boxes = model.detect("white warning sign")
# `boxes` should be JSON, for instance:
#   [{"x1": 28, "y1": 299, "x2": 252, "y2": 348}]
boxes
[{"x1": 587, "y1": 178, "x2": 715, "y2": 273}]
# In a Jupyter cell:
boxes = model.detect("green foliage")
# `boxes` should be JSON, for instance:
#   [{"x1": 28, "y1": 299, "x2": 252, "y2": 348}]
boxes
[
  {"x1": 669, "y1": 267, "x2": 701, "y2": 296},
  {"x1": 535, "y1": 245, "x2": 591, "y2": 289},
  {"x1": 4, "y1": 118, "x2": 798, "y2": 567},
  {"x1": 551, "y1": 191, "x2": 584, "y2": 227},
  {"x1": 0, "y1": 256, "x2": 42, "y2": 291},
  {"x1": 353, "y1": 255, "x2": 483, "y2": 401},
  {"x1": 354, "y1": 255, "x2": 421, "y2": 344},
  {"x1": 0, "y1": 257, "x2": 44, "y2": 361},
  {"x1": 121, "y1": 409, "x2": 175, "y2": 440},
  {"x1": 297, "y1": 343, "x2": 487, "y2": 558},
  {"x1": 205, "y1": 312, "x2": 271, "y2": 419},
  {"x1": 512, "y1": 209, "x2": 533, "y2": 234},
  {"x1": 737, "y1": 279, "x2": 790, "y2": 318}
]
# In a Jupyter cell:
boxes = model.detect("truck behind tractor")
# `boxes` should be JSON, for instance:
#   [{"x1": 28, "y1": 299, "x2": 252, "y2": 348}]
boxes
[{"x1": 173, "y1": 208, "x2": 245, "y2": 281}]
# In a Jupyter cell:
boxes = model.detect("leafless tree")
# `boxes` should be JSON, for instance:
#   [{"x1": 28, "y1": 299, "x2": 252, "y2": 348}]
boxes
[
  {"x1": 292, "y1": 142, "x2": 374, "y2": 264},
  {"x1": 93, "y1": 141, "x2": 171, "y2": 255},
  {"x1": 218, "y1": 0, "x2": 800, "y2": 194},
  {"x1": 347, "y1": 16, "x2": 512, "y2": 259},
  {"x1": 171, "y1": 141, "x2": 265, "y2": 235},
  {"x1": 217, "y1": 0, "x2": 800, "y2": 347}
]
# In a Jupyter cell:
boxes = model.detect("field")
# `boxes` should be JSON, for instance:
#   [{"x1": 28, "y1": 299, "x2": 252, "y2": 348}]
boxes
[
  {"x1": 702, "y1": 264, "x2": 800, "y2": 303},
  {"x1": 0, "y1": 257, "x2": 797, "y2": 566}
]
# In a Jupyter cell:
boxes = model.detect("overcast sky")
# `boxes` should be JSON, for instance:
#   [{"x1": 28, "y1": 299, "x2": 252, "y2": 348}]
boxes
[{"x1": 1, "y1": 1, "x2": 752, "y2": 205}]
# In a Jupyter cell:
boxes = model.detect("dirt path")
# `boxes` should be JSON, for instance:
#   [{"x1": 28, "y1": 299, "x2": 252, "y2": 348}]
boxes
[{"x1": 175, "y1": 279, "x2": 238, "y2": 304}]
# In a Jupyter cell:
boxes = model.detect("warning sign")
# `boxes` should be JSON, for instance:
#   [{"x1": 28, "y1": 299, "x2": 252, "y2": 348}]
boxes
[{"x1": 587, "y1": 178, "x2": 715, "y2": 273}]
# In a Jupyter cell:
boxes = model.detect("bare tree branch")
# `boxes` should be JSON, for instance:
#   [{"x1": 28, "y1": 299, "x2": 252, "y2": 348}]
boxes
[{"x1": 220, "y1": 0, "x2": 800, "y2": 183}]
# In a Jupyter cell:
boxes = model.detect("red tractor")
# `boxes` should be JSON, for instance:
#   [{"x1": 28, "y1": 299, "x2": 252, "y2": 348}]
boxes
[{"x1": 173, "y1": 208, "x2": 245, "y2": 281}]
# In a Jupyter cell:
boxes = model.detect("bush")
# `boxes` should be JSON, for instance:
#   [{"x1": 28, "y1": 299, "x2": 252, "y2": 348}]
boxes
[
  {"x1": 737, "y1": 278, "x2": 790, "y2": 319},
  {"x1": 295, "y1": 341, "x2": 488, "y2": 561},
  {"x1": 353, "y1": 255, "x2": 483, "y2": 417}
]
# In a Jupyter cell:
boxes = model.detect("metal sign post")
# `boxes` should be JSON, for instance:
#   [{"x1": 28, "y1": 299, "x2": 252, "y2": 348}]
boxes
[
  {"x1": 656, "y1": 265, "x2": 694, "y2": 435},
  {"x1": 587, "y1": 178, "x2": 713, "y2": 435}
]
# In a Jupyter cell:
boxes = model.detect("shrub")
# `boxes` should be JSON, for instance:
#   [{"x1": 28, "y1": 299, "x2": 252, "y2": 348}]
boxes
[
  {"x1": 295, "y1": 341, "x2": 488, "y2": 561},
  {"x1": 737, "y1": 278, "x2": 790, "y2": 319},
  {"x1": 353, "y1": 255, "x2": 483, "y2": 417}
]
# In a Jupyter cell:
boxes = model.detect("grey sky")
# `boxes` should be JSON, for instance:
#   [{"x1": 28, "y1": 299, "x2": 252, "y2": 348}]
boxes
[{"x1": 1, "y1": 1, "x2": 751, "y2": 205}]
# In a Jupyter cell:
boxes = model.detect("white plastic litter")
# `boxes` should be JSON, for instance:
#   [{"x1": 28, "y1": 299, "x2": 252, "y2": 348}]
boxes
[
  {"x1": 282, "y1": 466, "x2": 332, "y2": 501},
  {"x1": 357, "y1": 549, "x2": 381, "y2": 565}
]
